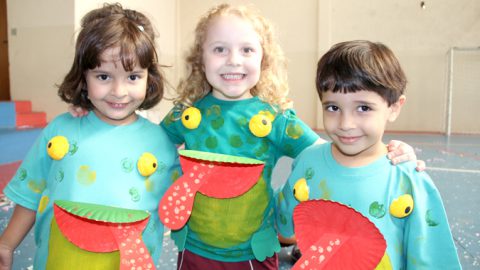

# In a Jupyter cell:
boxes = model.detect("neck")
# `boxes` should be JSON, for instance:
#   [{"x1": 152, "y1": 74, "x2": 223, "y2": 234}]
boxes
[
  {"x1": 331, "y1": 142, "x2": 387, "y2": 167},
  {"x1": 212, "y1": 89, "x2": 252, "y2": 100}
]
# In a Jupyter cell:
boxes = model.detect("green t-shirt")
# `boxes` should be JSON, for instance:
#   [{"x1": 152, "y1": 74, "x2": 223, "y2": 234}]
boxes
[{"x1": 161, "y1": 93, "x2": 319, "y2": 261}]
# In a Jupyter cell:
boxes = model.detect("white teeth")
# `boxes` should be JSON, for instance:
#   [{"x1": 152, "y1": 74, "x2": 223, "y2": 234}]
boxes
[
  {"x1": 222, "y1": 74, "x2": 244, "y2": 80},
  {"x1": 109, "y1": 102, "x2": 127, "y2": 108}
]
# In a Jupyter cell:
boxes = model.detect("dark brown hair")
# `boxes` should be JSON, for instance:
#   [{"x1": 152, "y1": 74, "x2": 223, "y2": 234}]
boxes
[
  {"x1": 58, "y1": 3, "x2": 164, "y2": 110},
  {"x1": 316, "y1": 40, "x2": 406, "y2": 106}
]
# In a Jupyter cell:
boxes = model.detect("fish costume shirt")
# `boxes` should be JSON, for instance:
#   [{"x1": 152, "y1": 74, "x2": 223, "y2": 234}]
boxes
[
  {"x1": 4, "y1": 112, "x2": 181, "y2": 270},
  {"x1": 277, "y1": 142, "x2": 461, "y2": 269},
  {"x1": 160, "y1": 93, "x2": 319, "y2": 261}
]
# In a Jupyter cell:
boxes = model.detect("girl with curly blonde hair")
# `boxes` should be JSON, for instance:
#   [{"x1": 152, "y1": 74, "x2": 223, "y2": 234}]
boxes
[{"x1": 160, "y1": 3, "x2": 420, "y2": 270}]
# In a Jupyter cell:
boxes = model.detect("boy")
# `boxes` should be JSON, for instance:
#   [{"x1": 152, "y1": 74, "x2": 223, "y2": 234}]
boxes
[{"x1": 276, "y1": 40, "x2": 461, "y2": 269}]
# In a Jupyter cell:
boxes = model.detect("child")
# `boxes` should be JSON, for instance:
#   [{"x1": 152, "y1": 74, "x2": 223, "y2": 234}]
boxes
[
  {"x1": 276, "y1": 40, "x2": 461, "y2": 269},
  {"x1": 160, "y1": 4, "x2": 422, "y2": 269},
  {"x1": 0, "y1": 4, "x2": 180, "y2": 270}
]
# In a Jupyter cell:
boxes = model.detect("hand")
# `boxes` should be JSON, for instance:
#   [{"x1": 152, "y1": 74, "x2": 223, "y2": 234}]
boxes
[
  {"x1": 0, "y1": 242, "x2": 13, "y2": 270},
  {"x1": 68, "y1": 105, "x2": 89, "y2": 117},
  {"x1": 386, "y1": 140, "x2": 426, "y2": 172}
]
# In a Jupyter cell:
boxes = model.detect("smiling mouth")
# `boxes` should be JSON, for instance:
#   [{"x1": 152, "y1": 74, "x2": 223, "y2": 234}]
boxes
[
  {"x1": 221, "y1": 73, "x2": 246, "y2": 80},
  {"x1": 107, "y1": 102, "x2": 128, "y2": 109},
  {"x1": 338, "y1": 136, "x2": 361, "y2": 144}
]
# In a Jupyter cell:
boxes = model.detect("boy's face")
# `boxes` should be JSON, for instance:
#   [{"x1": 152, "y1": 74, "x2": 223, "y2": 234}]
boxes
[
  {"x1": 321, "y1": 90, "x2": 405, "y2": 165},
  {"x1": 202, "y1": 14, "x2": 263, "y2": 101},
  {"x1": 85, "y1": 47, "x2": 148, "y2": 126}
]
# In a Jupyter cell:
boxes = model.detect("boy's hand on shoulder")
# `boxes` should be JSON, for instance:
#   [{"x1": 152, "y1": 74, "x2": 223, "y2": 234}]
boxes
[
  {"x1": 387, "y1": 140, "x2": 426, "y2": 172},
  {"x1": 68, "y1": 105, "x2": 89, "y2": 117}
]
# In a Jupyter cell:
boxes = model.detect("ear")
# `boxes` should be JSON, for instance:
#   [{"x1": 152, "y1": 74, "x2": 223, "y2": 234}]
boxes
[{"x1": 388, "y1": 95, "x2": 406, "y2": 122}]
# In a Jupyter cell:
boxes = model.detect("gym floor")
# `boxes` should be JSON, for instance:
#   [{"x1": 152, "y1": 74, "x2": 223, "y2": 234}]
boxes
[{"x1": 1, "y1": 129, "x2": 479, "y2": 269}]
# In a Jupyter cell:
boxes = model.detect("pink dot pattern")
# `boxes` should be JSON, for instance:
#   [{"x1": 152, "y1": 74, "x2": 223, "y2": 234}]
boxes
[
  {"x1": 159, "y1": 163, "x2": 215, "y2": 230},
  {"x1": 111, "y1": 222, "x2": 155, "y2": 270}
]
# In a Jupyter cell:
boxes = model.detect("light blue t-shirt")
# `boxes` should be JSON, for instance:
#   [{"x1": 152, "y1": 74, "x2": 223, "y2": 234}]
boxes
[
  {"x1": 4, "y1": 112, "x2": 181, "y2": 270},
  {"x1": 277, "y1": 142, "x2": 461, "y2": 269},
  {"x1": 161, "y1": 93, "x2": 319, "y2": 262}
]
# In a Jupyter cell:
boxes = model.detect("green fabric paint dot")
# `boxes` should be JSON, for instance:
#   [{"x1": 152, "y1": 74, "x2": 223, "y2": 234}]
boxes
[
  {"x1": 229, "y1": 135, "x2": 243, "y2": 148},
  {"x1": 205, "y1": 136, "x2": 218, "y2": 149}
]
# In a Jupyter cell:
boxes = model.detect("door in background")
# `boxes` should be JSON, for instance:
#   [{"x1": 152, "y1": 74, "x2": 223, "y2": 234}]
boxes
[{"x1": 0, "y1": 0, "x2": 10, "y2": 101}]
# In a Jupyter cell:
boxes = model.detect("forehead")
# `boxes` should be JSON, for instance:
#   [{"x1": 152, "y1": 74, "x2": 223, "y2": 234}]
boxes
[
  {"x1": 204, "y1": 14, "x2": 261, "y2": 45},
  {"x1": 322, "y1": 90, "x2": 387, "y2": 104},
  {"x1": 99, "y1": 47, "x2": 123, "y2": 63}
]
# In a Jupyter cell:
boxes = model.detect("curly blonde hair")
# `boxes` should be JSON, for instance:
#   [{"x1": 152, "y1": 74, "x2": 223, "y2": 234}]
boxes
[{"x1": 174, "y1": 3, "x2": 290, "y2": 111}]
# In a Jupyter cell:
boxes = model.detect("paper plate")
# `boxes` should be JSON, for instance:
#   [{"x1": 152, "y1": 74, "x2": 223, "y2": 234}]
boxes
[
  {"x1": 55, "y1": 200, "x2": 150, "y2": 223},
  {"x1": 159, "y1": 150, "x2": 264, "y2": 230},
  {"x1": 292, "y1": 200, "x2": 386, "y2": 270},
  {"x1": 54, "y1": 202, "x2": 149, "y2": 253},
  {"x1": 179, "y1": 149, "x2": 263, "y2": 165},
  {"x1": 179, "y1": 155, "x2": 264, "y2": 198}
]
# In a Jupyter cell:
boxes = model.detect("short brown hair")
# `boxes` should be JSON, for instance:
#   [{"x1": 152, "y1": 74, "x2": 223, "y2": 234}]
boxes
[
  {"x1": 58, "y1": 3, "x2": 164, "y2": 110},
  {"x1": 316, "y1": 40, "x2": 406, "y2": 106}
]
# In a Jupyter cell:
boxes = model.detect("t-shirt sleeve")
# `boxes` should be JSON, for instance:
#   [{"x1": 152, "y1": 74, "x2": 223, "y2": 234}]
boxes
[
  {"x1": 275, "y1": 151, "x2": 307, "y2": 238},
  {"x1": 160, "y1": 107, "x2": 185, "y2": 145},
  {"x1": 403, "y1": 171, "x2": 461, "y2": 269},
  {"x1": 3, "y1": 129, "x2": 52, "y2": 211},
  {"x1": 271, "y1": 109, "x2": 319, "y2": 158}
]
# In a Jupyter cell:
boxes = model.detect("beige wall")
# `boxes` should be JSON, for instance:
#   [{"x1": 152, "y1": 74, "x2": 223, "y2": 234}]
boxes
[
  {"x1": 316, "y1": 0, "x2": 480, "y2": 133},
  {"x1": 6, "y1": 0, "x2": 480, "y2": 133},
  {"x1": 7, "y1": 0, "x2": 74, "y2": 120}
]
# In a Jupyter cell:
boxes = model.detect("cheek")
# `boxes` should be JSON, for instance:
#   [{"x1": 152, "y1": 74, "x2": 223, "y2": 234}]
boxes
[
  {"x1": 86, "y1": 86, "x2": 105, "y2": 100},
  {"x1": 132, "y1": 86, "x2": 148, "y2": 100},
  {"x1": 322, "y1": 114, "x2": 336, "y2": 131}
]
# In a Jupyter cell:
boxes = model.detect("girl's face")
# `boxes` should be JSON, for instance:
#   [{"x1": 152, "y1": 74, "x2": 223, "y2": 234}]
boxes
[
  {"x1": 85, "y1": 47, "x2": 148, "y2": 125},
  {"x1": 321, "y1": 90, "x2": 405, "y2": 166},
  {"x1": 202, "y1": 14, "x2": 263, "y2": 101}
]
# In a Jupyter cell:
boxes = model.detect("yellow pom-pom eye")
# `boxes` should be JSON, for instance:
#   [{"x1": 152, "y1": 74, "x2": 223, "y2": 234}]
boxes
[
  {"x1": 249, "y1": 114, "x2": 272, "y2": 138},
  {"x1": 389, "y1": 194, "x2": 414, "y2": 218},
  {"x1": 181, "y1": 107, "x2": 202, "y2": 129},
  {"x1": 47, "y1": 136, "x2": 69, "y2": 160},
  {"x1": 137, "y1": 152, "x2": 158, "y2": 177},
  {"x1": 293, "y1": 178, "x2": 309, "y2": 202}
]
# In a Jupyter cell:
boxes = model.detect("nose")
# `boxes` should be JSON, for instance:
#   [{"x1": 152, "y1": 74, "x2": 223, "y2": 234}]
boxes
[
  {"x1": 339, "y1": 112, "x2": 355, "y2": 130},
  {"x1": 227, "y1": 51, "x2": 241, "y2": 66},
  {"x1": 111, "y1": 81, "x2": 127, "y2": 98}
]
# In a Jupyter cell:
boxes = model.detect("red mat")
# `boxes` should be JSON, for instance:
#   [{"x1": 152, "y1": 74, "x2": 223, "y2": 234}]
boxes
[{"x1": 0, "y1": 161, "x2": 21, "y2": 193}]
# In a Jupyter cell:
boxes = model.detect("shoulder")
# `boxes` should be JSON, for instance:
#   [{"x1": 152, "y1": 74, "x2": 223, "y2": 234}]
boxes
[
  {"x1": 41, "y1": 112, "x2": 79, "y2": 136},
  {"x1": 138, "y1": 116, "x2": 174, "y2": 141},
  {"x1": 392, "y1": 161, "x2": 437, "y2": 190},
  {"x1": 49, "y1": 112, "x2": 76, "y2": 125},
  {"x1": 294, "y1": 142, "x2": 328, "y2": 164}
]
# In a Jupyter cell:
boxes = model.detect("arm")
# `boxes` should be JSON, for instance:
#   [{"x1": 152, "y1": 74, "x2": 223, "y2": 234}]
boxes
[
  {"x1": 404, "y1": 173, "x2": 461, "y2": 269},
  {"x1": 0, "y1": 205, "x2": 36, "y2": 270}
]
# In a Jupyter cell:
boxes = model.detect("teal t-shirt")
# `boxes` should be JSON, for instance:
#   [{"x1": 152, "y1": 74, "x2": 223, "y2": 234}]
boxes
[
  {"x1": 4, "y1": 112, "x2": 181, "y2": 270},
  {"x1": 277, "y1": 142, "x2": 461, "y2": 269},
  {"x1": 161, "y1": 93, "x2": 319, "y2": 261}
]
